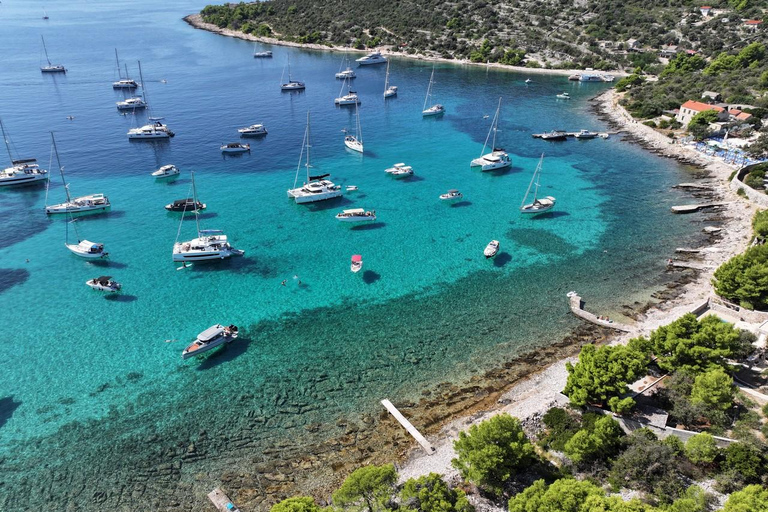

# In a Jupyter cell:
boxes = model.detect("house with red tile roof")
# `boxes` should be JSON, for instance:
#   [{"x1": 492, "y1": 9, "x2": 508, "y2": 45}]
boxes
[{"x1": 676, "y1": 100, "x2": 725, "y2": 125}]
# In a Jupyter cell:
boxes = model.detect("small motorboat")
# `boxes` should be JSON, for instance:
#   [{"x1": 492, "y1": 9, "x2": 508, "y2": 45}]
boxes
[
  {"x1": 238, "y1": 124, "x2": 268, "y2": 137},
  {"x1": 336, "y1": 208, "x2": 376, "y2": 222},
  {"x1": 221, "y1": 142, "x2": 250, "y2": 153},
  {"x1": 181, "y1": 324, "x2": 239, "y2": 360},
  {"x1": 151, "y1": 164, "x2": 180, "y2": 179},
  {"x1": 484, "y1": 240, "x2": 500, "y2": 258},
  {"x1": 253, "y1": 51, "x2": 272, "y2": 58},
  {"x1": 525, "y1": 78, "x2": 532, "y2": 84},
  {"x1": 351, "y1": 254, "x2": 363, "y2": 273},
  {"x1": 568, "y1": 74, "x2": 580, "y2": 81},
  {"x1": 346, "y1": 185, "x2": 358, "y2": 191},
  {"x1": 67, "y1": 240, "x2": 108, "y2": 259},
  {"x1": 556, "y1": 92, "x2": 571, "y2": 99},
  {"x1": 539, "y1": 130, "x2": 569, "y2": 141},
  {"x1": 384, "y1": 162, "x2": 414, "y2": 178},
  {"x1": 86, "y1": 276, "x2": 121, "y2": 292},
  {"x1": 574, "y1": 129, "x2": 598, "y2": 140},
  {"x1": 440, "y1": 189, "x2": 463, "y2": 201},
  {"x1": 165, "y1": 198, "x2": 206, "y2": 212}
]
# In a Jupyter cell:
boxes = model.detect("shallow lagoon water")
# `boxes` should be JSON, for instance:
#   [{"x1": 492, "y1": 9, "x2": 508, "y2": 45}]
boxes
[{"x1": 0, "y1": 0, "x2": 702, "y2": 508}]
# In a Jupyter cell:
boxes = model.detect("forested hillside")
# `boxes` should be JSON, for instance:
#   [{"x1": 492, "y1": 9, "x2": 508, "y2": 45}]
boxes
[{"x1": 200, "y1": 0, "x2": 768, "y2": 69}]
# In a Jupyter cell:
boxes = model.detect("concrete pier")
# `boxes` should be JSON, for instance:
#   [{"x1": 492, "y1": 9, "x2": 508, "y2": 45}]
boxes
[
  {"x1": 381, "y1": 399, "x2": 435, "y2": 454},
  {"x1": 208, "y1": 487, "x2": 240, "y2": 512},
  {"x1": 671, "y1": 202, "x2": 727, "y2": 213},
  {"x1": 567, "y1": 292, "x2": 632, "y2": 332}
]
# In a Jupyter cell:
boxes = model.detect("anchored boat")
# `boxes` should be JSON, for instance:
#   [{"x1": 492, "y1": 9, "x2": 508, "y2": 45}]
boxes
[
  {"x1": 181, "y1": 324, "x2": 239, "y2": 359},
  {"x1": 86, "y1": 276, "x2": 121, "y2": 292}
]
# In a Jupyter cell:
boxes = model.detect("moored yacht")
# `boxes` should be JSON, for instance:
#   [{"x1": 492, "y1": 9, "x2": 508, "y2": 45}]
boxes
[
  {"x1": 343, "y1": 102, "x2": 364, "y2": 153},
  {"x1": 253, "y1": 51, "x2": 273, "y2": 58},
  {"x1": 0, "y1": 118, "x2": 48, "y2": 187},
  {"x1": 520, "y1": 154, "x2": 556, "y2": 214},
  {"x1": 335, "y1": 208, "x2": 376, "y2": 222},
  {"x1": 86, "y1": 276, "x2": 121, "y2": 293},
  {"x1": 40, "y1": 36, "x2": 66, "y2": 73},
  {"x1": 172, "y1": 172, "x2": 243, "y2": 261},
  {"x1": 384, "y1": 162, "x2": 414, "y2": 178},
  {"x1": 356, "y1": 51, "x2": 387, "y2": 65},
  {"x1": 116, "y1": 96, "x2": 147, "y2": 111},
  {"x1": 127, "y1": 61, "x2": 174, "y2": 140},
  {"x1": 471, "y1": 98, "x2": 511, "y2": 171},
  {"x1": 46, "y1": 133, "x2": 110, "y2": 215},
  {"x1": 221, "y1": 142, "x2": 250, "y2": 153},
  {"x1": 336, "y1": 55, "x2": 357, "y2": 79},
  {"x1": 152, "y1": 164, "x2": 180, "y2": 179},
  {"x1": 484, "y1": 240, "x2": 500, "y2": 258},
  {"x1": 574, "y1": 129, "x2": 599, "y2": 139},
  {"x1": 182, "y1": 324, "x2": 239, "y2": 360},
  {"x1": 539, "y1": 130, "x2": 568, "y2": 141},
  {"x1": 335, "y1": 77, "x2": 360, "y2": 105},
  {"x1": 67, "y1": 239, "x2": 108, "y2": 259},
  {"x1": 287, "y1": 113, "x2": 343, "y2": 204},
  {"x1": 422, "y1": 66, "x2": 444, "y2": 116},
  {"x1": 439, "y1": 189, "x2": 463, "y2": 201},
  {"x1": 384, "y1": 60, "x2": 397, "y2": 98},
  {"x1": 280, "y1": 59, "x2": 305, "y2": 90},
  {"x1": 238, "y1": 124, "x2": 268, "y2": 137},
  {"x1": 165, "y1": 198, "x2": 205, "y2": 212},
  {"x1": 112, "y1": 49, "x2": 138, "y2": 89}
]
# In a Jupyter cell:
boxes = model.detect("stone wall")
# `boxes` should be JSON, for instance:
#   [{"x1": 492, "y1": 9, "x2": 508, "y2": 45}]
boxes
[{"x1": 731, "y1": 163, "x2": 768, "y2": 208}]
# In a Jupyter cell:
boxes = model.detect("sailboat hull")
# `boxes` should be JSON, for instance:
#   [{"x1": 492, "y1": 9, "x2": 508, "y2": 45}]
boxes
[
  {"x1": 344, "y1": 137, "x2": 363, "y2": 153},
  {"x1": 521, "y1": 197, "x2": 556, "y2": 214},
  {"x1": 0, "y1": 174, "x2": 48, "y2": 186},
  {"x1": 41, "y1": 66, "x2": 66, "y2": 73}
]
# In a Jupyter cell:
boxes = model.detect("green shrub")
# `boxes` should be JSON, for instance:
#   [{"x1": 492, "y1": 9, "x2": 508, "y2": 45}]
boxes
[
  {"x1": 563, "y1": 415, "x2": 624, "y2": 465},
  {"x1": 722, "y1": 484, "x2": 768, "y2": 511},
  {"x1": 690, "y1": 368, "x2": 735, "y2": 411},
  {"x1": 271, "y1": 497, "x2": 322, "y2": 512},
  {"x1": 332, "y1": 464, "x2": 398, "y2": 512},
  {"x1": 684, "y1": 433, "x2": 719, "y2": 465},
  {"x1": 400, "y1": 473, "x2": 473, "y2": 512},
  {"x1": 540, "y1": 407, "x2": 580, "y2": 451},
  {"x1": 714, "y1": 243, "x2": 768, "y2": 309}
]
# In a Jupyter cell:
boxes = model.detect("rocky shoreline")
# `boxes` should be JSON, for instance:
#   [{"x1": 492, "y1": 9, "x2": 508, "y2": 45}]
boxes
[{"x1": 182, "y1": 14, "x2": 627, "y2": 78}]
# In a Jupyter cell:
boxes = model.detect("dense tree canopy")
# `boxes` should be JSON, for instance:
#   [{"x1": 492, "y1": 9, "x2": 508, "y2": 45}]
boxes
[
  {"x1": 399, "y1": 473, "x2": 473, "y2": 512},
  {"x1": 723, "y1": 484, "x2": 768, "y2": 512},
  {"x1": 271, "y1": 497, "x2": 322, "y2": 512},
  {"x1": 451, "y1": 414, "x2": 537, "y2": 495},
  {"x1": 332, "y1": 464, "x2": 398, "y2": 512},
  {"x1": 563, "y1": 416, "x2": 624, "y2": 465}
]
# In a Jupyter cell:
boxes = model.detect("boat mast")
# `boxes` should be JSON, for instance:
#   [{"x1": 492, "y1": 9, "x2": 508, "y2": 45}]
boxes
[
  {"x1": 41, "y1": 35, "x2": 52, "y2": 66},
  {"x1": 114, "y1": 48, "x2": 122, "y2": 79},
  {"x1": 0, "y1": 118, "x2": 14, "y2": 166},
  {"x1": 124, "y1": 63, "x2": 130, "y2": 80},
  {"x1": 306, "y1": 111, "x2": 312, "y2": 179},
  {"x1": 355, "y1": 101, "x2": 362, "y2": 142},
  {"x1": 191, "y1": 171, "x2": 202, "y2": 237},
  {"x1": 50, "y1": 132, "x2": 72, "y2": 203},
  {"x1": 384, "y1": 60, "x2": 390, "y2": 92},
  {"x1": 137, "y1": 60, "x2": 147, "y2": 104},
  {"x1": 491, "y1": 97, "x2": 501, "y2": 150},
  {"x1": 423, "y1": 66, "x2": 435, "y2": 111}
]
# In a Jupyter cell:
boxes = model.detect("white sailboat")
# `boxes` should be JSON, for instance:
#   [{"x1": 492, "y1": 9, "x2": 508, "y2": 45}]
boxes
[
  {"x1": 384, "y1": 60, "x2": 397, "y2": 98},
  {"x1": 422, "y1": 65, "x2": 444, "y2": 116},
  {"x1": 127, "y1": 61, "x2": 174, "y2": 140},
  {"x1": 344, "y1": 102, "x2": 363, "y2": 153},
  {"x1": 335, "y1": 54, "x2": 356, "y2": 79},
  {"x1": 287, "y1": 112, "x2": 343, "y2": 204},
  {"x1": 0, "y1": 118, "x2": 48, "y2": 187},
  {"x1": 520, "y1": 154, "x2": 556, "y2": 214},
  {"x1": 172, "y1": 172, "x2": 243, "y2": 261},
  {"x1": 40, "y1": 36, "x2": 66, "y2": 73},
  {"x1": 280, "y1": 59, "x2": 305, "y2": 91},
  {"x1": 112, "y1": 49, "x2": 138, "y2": 89},
  {"x1": 65, "y1": 214, "x2": 108, "y2": 259},
  {"x1": 470, "y1": 97, "x2": 511, "y2": 171},
  {"x1": 335, "y1": 76, "x2": 360, "y2": 105},
  {"x1": 45, "y1": 133, "x2": 111, "y2": 215}
]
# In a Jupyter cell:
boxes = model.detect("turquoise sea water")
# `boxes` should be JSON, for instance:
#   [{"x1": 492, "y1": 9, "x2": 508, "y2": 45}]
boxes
[{"x1": 0, "y1": 1, "x2": 704, "y2": 509}]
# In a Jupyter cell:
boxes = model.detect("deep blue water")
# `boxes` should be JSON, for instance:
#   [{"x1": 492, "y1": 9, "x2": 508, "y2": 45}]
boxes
[{"x1": 0, "y1": 1, "x2": 702, "y2": 509}]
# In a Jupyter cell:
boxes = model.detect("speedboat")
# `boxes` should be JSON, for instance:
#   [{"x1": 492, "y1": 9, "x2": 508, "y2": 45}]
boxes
[
  {"x1": 568, "y1": 74, "x2": 580, "y2": 81},
  {"x1": 181, "y1": 324, "x2": 239, "y2": 360},
  {"x1": 471, "y1": 150, "x2": 511, "y2": 171},
  {"x1": 281, "y1": 80, "x2": 305, "y2": 91},
  {"x1": 484, "y1": 240, "x2": 500, "y2": 258},
  {"x1": 253, "y1": 51, "x2": 273, "y2": 58},
  {"x1": 152, "y1": 164, "x2": 180, "y2": 179},
  {"x1": 351, "y1": 254, "x2": 363, "y2": 273},
  {"x1": 127, "y1": 121, "x2": 174, "y2": 140},
  {"x1": 579, "y1": 74, "x2": 603, "y2": 82},
  {"x1": 67, "y1": 240, "x2": 108, "y2": 259},
  {"x1": 336, "y1": 208, "x2": 376, "y2": 222},
  {"x1": 346, "y1": 185, "x2": 358, "y2": 191},
  {"x1": 574, "y1": 129, "x2": 599, "y2": 139},
  {"x1": 165, "y1": 198, "x2": 206, "y2": 212},
  {"x1": 385, "y1": 162, "x2": 414, "y2": 178},
  {"x1": 556, "y1": 92, "x2": 571, "y2": 99},
  {"x1": 356, "y1": 51, "x2": 387, "y2": 65},
  {"x1": 86, "y1": 276, "x2": 121, "y2": 293},
  {"x1": 112, "y1": 78, "x2": 138, "y2": 89},
  {"x1": 221, "y1": 142, "x2": 250, "y2": 153},
  {"x1": 0, "y1": 160, "x2": 48, "y2": 187},
  {"x1": 336, "y1": 68, "x2": 356, "y2": 79},
  {"x1": 238, "y1": 124, "x2": 268, "y2": 137},
  {"x1": 539, "y1": 130, "x2": 568, "y2": 141},
  {"x1": 116, "y1": 97, "x2": 147, "y2": 111},
  {"x1": 422, "y1": 104, "x2": 445, "y2": 117},
  {"x1": 173, "y1": 229, "x2": 242, "y2": 261},
  {"x1": 46, "y1": 193, "x2": 111, "y2": 215},
  {"x1": 439, "y1": 189, "x2": 463, "y2": 201},
  {"x1": 335, "y1": 91, "x2": 360, "y2": 106}
]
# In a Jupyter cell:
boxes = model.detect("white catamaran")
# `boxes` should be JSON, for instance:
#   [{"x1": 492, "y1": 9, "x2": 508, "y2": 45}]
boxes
[
  {"x1": 112, "y1": 49, "x2": 138, "y2": 89},
  {"x1": 343, "y1": 102, "x2": 363, "y2": 153},
  {"x1": 520, "y1": 154, "x2": 556, "y2": 214},
  {"x1": 0, "y1": 118, "x2": 48, "y2": 187},
  {"x1": 40, "y1": 36, "x2": 66, "y2": 73},
  {"x1": 470, "y1": 97, "x2": 511, "y2": 171},
  {"x1": 127, "y1": 61, "x2": 174, "y2": 140},
  {"x1": 422, "y1": 65, "x2": 444, "y2": 116},
  {"x1": 45, "y1": 133, "x2": 111, "y2": 215},
  {"x1": 172, "y1": 171, "x2": 243, "y2": 262},
  {"x1": 287, "y1": 112, "x2": 343, "y2": 204}
]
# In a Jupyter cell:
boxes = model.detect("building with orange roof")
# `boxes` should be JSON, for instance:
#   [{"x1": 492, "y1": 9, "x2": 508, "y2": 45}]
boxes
[{"x1": 676, "y1": 100, "x2": 725, "y2": 125}]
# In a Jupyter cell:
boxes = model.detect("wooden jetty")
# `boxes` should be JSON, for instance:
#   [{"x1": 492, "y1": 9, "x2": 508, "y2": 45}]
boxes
[
  {"x1": 671, "y1": 202, "x2": 727, "y2": 214},
  {"x1": 567, "y1": 292, "x2": 632, "y2": 332},
  {"x1": 381, "y1": 399, "x2": 435, "y2": 454},
  {"x1": 208, "y1": 487, "x2": 240, "y2": 512}
]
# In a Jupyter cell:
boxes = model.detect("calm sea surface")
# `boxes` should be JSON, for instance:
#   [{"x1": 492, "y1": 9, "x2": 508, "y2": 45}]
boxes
[{"x1": 0, "y1": 0, "x2": 704, "y2": 509}]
